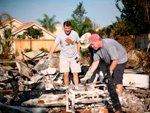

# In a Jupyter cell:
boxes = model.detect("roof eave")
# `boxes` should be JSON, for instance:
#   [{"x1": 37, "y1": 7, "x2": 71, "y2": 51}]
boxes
[{"x1": 12, "y1": 23, "x2": 56, "y2": 38}]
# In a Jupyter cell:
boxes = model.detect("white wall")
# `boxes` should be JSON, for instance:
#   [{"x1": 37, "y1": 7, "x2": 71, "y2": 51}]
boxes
[{"x1": 53, "y1": 23, "x2": 63, "y2": 36}]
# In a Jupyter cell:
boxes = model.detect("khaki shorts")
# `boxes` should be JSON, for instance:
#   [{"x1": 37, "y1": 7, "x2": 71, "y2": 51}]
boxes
[{"x1": 59, "y1": 54, "x2": 81, "y2": 73}]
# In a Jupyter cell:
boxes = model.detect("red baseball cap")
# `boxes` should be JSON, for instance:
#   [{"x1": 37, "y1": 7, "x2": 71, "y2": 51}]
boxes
[{"x1": 87, "y1": 34, "x2": 100, "y2": 45}]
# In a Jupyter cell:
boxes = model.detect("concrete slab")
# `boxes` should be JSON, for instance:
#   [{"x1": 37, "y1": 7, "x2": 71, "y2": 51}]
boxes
[{"x1": 123, "y1": 73, "x2": 149, "y2": 88}]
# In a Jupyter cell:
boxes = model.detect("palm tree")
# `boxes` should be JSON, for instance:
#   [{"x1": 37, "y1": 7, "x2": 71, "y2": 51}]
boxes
[
  {"x1": 68, "y1": 2, "x2": 93, "y2": 37},
  {"x1": 0, "y1": 12, "x2": 11, "y2": 26},
  {"x1": 37, "y1": 14, "x2": 60, "y2": 33}
]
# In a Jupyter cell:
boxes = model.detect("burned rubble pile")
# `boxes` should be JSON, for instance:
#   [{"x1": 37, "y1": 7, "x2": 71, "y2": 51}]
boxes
[
  {"x1": 0, "y1": 54, "x2": 67, "y2": 113},
  {"x1": 121, "y1": 87, "x2": 150, "y2": 112},
  {"x1": 0, "y1": 61, "x2": 110, "y2": 113},
  {"x1": 0, "y1": 51, "x2": 149, "y2": 113}
]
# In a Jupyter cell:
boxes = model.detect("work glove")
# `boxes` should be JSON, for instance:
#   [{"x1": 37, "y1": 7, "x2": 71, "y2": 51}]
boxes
[
  {"x1": 80, "y1": 70, "x2": 93, "y2": 83},
  {"x1": 103, "y1": 70, "x2": 113, "y2": 84},
  {"x1": 110, "y1": 70, "x2": 113, "y2": 76}
]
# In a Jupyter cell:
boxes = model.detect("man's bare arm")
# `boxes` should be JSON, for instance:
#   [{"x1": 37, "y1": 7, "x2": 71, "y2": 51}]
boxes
[
  {"x1": 89, "y1": 60, "x2": 100, "y2": 72},
  {"x1": 109, "y1": 59, "x2": 119, "y2": 71},
  {"x1": 49, "y1": 42, "x2": 58, "y2": 54},
  {"x1": 77, "y1": 41, "x2": 81, "y2": 52}
]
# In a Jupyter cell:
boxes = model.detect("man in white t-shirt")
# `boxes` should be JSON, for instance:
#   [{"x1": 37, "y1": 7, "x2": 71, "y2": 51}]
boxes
[{"x1": 47, "y1": 21, "x2": 81, "y2": 86}]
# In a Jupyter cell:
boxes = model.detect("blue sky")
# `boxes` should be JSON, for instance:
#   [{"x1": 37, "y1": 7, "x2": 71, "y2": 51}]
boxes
[{"x1": 0, "y1": 0, "x2": 122, "y2": 28}]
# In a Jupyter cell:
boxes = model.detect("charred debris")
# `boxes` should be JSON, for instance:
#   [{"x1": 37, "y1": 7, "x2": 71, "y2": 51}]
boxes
[{"x1": 0, "y1": 51, "x2": 149, "y2": 113}]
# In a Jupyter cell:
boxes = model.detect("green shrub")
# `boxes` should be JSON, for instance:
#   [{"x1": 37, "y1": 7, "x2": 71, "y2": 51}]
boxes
[
  {"x1": 53, "y1": 52, "x2": 60, "y2": 56},
  {"x1": 39, "y1": 47, "x2": 48, "y2": 52},
  {"x1": 7, "y1": 58, "x2": 13, "y2": 61},
  {"x1": 24, "y1": 48, "x2": 32, "y2": 53}
]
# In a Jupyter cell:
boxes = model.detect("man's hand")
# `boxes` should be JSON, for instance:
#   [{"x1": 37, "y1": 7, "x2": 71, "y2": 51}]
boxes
[
  {"x1": 110, "y1": 70, "x2": 113, "y2": 76},
  {"x1": 80, "y1": 70, "x2": 93, "y2": 83}
]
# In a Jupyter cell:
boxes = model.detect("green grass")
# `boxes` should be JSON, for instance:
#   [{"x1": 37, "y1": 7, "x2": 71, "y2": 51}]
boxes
[
  {"x1": 53, "y1": 52, "x2": 60, "y2": 56},
  {"x1": 0, "y1": 58, "x2": 14, "y2": 62}
]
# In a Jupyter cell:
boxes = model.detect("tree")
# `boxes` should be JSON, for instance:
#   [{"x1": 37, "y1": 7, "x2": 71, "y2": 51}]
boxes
[
  {"x1": 23, "y1": 26, "x2": 43, "y2": 39},
  {"x1": 0, "y1": 28, "x2": 13, "y2": 59},
  {"x1": 37, "y1": 14, "x2": 60, "y2": 33},
  {"x1": 0, "y1": 12, "x2": 11, "y2": 26},
  {"x1": 82, "y1": 17, "x2": 93, "y2": 33},
  {"x1": 0, "y1": 12, "x2": 13, "y2": 59},
  {"x1": 97, "y1": 25, "x2": 113, "y2": 38},
  {"x1": 115, "y1": 0, "x2": 149, "y2": 35},
  {"x1": 110, "y1": 17, "x2": 131, "y2": 37},
  {"x1": 68, "y1": 2, "x2": 93, "y2": 36},
  {"x1": 17, "y1": 35, "x2": 26, "y2": 39}
]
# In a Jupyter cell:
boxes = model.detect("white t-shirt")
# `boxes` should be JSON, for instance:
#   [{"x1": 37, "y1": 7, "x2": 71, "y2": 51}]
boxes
[{"x1": 55, "y1": 30, "x2": 80, "y2": 58}]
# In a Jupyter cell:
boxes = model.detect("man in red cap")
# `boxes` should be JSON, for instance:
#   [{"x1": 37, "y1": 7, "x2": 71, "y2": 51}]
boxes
[{"x1": 81, "y1": 34, "x2": 128, "y2": 103}]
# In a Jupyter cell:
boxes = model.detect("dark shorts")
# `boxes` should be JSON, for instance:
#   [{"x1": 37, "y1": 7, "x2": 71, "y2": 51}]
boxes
[{"x1": 112, "y1": 62, "x2": 127, "y2": 84}]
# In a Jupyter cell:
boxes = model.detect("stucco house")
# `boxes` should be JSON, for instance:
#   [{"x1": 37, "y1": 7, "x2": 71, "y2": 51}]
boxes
[
  {"x1": 0, "y1": 18, "x2": 62, "y2": 54},
  {"x1": 0, "y1": 18, "x2": 57, "y2": 39}
]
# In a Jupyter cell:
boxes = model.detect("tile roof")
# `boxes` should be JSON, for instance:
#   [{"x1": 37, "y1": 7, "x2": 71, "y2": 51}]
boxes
[
  {"x1": 12, "y1": 22, "x2": 56, "y2": 37},
  {"x1": 0, "y1": 18, "x2": 56, "y2": 37},
  {"x1": 0, "y1": 18, "x2": 23, "y2": 27},
  {"x1": 0, "y1": 19, "x2": 10, "y2": 26},
  {"x1": 12, "y1": 22, "x2": 35, "y2": 33}
]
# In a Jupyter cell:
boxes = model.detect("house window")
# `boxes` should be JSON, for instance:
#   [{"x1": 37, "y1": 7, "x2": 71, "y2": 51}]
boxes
[{"x1": 17, "y1": 35, "x2": 26, "y2": 39}]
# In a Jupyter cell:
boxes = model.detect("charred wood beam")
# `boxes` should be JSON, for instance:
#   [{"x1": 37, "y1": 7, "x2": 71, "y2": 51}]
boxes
[
  {"x1": 17, "y1": 90, "x2": 66, "y2": 106},
  {"x1": 21, "y1": 51, "x2": 47, "y2": 68},
  {"x1": 0, "y1": 89, "x2": 66, "y2": 106},
  {"x1": 8, "y1": 70, "x2": 19, "y2": 94},
  {"x1": 0, "y1": 61, "x2": 16, "y2": 68},
  {"x1": 0, "y1": 103, "x2": 46, "y2": 113}
]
